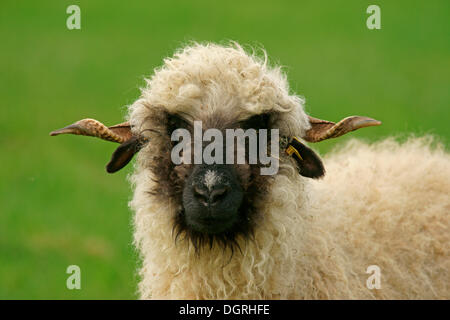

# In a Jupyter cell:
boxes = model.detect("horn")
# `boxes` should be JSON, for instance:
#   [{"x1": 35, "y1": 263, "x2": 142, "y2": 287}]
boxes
[
  {"x1": 303, "y1": 116, "x2": 381, "y2": 143},
  {"x1": 50, "y1": 118, "x2": 145, "y2": 173},
  {"x1": 50, "y1": 118, "x2": 132, "y2": 143}
]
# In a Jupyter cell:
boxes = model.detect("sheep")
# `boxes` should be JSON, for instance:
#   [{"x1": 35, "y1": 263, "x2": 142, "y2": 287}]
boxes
[{"x1": 50, "y1": 42, "x2": 450, "y2": 299}]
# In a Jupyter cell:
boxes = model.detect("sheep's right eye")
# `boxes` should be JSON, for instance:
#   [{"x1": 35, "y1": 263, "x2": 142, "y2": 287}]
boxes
[
  {"x1": 167, "y1": 113, "x2": 191, "y2": 135},
  {"x1": 240, "y1": 113, "x2": 271, "y2": 130}
]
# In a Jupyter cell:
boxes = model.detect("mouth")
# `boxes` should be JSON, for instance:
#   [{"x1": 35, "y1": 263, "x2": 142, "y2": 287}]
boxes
[
  {"x1": 187, "y1": 214, "x2": 237, "y2": 235},
  {"x1": 173, "y1": 202, "x2": 255, "y2": 252}
]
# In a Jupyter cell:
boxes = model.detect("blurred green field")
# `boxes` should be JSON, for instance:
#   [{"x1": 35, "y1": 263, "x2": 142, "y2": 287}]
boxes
[{"x1": 0, "y1": 0, "x2": 448, "y2": 299}]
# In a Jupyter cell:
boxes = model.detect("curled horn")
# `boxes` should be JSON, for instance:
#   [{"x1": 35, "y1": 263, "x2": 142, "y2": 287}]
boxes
[
  {"x1": 285, "y1": 114, "x2": 381, "y2": 179},
  {"x1": 303, "y1": 115, "x2": 382, "y2": 143},
  {"x1": 50, "y1": 118, "x2": 132, "y2": 143},
  {"x1": 50, "y1": 118, "x2": 144, "y2": 173}
]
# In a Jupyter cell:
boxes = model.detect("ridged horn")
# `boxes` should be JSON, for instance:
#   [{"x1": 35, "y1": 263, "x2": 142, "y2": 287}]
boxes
[
  {"x1": 303, "y1": 116, "x2": 381, "y2": 143},
  {"x1": 50, "y1": 118, "x2": 132, "y2": 143}
]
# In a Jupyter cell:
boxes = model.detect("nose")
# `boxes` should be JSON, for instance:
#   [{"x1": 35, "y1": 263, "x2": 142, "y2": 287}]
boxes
[
  {"x1": 193, "y1": 185, "x2": 230, "y2": 207},
  {"x1": 183, "y1": 166, "x2": 244, "y2": 234}
]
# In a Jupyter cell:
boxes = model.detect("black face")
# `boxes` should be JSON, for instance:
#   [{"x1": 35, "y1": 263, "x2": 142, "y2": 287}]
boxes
[
  {"x1": 144, "y1": 110, "x2": 275, "y2": 251},
  {"x1": 139, "y1": 109, "x2": 324, "y2": 251}
]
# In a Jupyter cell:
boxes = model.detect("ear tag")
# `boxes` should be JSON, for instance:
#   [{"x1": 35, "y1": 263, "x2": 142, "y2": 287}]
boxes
[{"x1": 285, "y1": 137, "x2": 303, "y2": 161}]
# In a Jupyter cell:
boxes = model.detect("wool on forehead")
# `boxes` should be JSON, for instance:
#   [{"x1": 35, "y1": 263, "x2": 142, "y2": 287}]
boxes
[{"x1": 128, "y1": 42, "x2": 311, "y2": 138}]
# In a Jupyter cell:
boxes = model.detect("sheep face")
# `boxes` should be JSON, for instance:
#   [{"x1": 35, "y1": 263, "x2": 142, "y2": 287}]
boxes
[{"x1": 137, "y1": 107, "x2": 276, "y2": 250}]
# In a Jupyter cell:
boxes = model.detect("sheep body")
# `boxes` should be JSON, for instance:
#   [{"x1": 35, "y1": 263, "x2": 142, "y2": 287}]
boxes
[
  {"x1": 131, "y1": 136, "x2": 449, "y2": 299},
  {"x1": 128, "y1": 43, "x2": 449, "y2": 299},
  {"x1": 307, "y1": 137, "x2": 449, "y2": 299}
]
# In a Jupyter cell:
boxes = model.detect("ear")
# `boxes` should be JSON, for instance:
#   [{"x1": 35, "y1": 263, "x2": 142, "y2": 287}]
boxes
[
  {"x1": 106, "y1": 136, "x2": 144, "y2": 173},
  {"x1": 286, "y1": 137, "x2": 325, "y2": 179}
]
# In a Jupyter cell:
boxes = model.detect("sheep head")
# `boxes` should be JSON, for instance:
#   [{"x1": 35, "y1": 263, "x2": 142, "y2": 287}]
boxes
[{"x1": 50, "y1": 43, "x2": 381, "y2": 250}]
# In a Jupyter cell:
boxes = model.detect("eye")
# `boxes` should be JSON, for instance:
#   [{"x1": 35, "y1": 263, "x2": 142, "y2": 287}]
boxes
[
  {"x1": 166, "y1": 113, "x2": 191, "y2": 135},
  {"x1": 240, "y1": 113, "x2": 271, "y2": 130}
]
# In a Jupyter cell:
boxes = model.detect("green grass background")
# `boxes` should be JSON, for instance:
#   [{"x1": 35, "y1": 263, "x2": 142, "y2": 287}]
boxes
[{"x1": 0, "y1": 0, "x2": 448, "y2": 299}]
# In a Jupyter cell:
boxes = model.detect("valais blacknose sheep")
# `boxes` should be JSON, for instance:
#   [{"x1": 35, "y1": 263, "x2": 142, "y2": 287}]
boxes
[{"x1": 51, "y1": 42, "x2": 449, "y2": 299}]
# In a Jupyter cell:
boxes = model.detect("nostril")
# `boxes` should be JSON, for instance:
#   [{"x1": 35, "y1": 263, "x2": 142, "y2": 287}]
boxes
[
  {"x1": 210, "y1": 187, "x2": 229, "y2": 204},
  {"x1": 193, "y1": 185, "x2": 208, "y2": 197},
  {"x1": 193, "y1": 186, "x2": 209, "y2": 205}
]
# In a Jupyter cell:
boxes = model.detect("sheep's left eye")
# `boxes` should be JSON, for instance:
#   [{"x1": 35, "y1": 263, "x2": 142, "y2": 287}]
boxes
[{"x1": 240, "y1": 113, "x2": 271, "y2": 130}]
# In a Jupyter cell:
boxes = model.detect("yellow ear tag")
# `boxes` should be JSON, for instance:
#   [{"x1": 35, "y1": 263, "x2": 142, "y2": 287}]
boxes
[{"x1": 285, "y1": 137, "x2": 303, "y2": 161}]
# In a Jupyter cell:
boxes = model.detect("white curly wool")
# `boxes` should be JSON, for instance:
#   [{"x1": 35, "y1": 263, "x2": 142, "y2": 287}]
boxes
[{"x1": 127, "y1": 43, "x2": 449, "y2": 299}]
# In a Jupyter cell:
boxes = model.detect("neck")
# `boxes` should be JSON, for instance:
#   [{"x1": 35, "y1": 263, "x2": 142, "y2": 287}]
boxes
[{"x1": 131, "y1": 165, "x2": 315, "y2": 299}]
